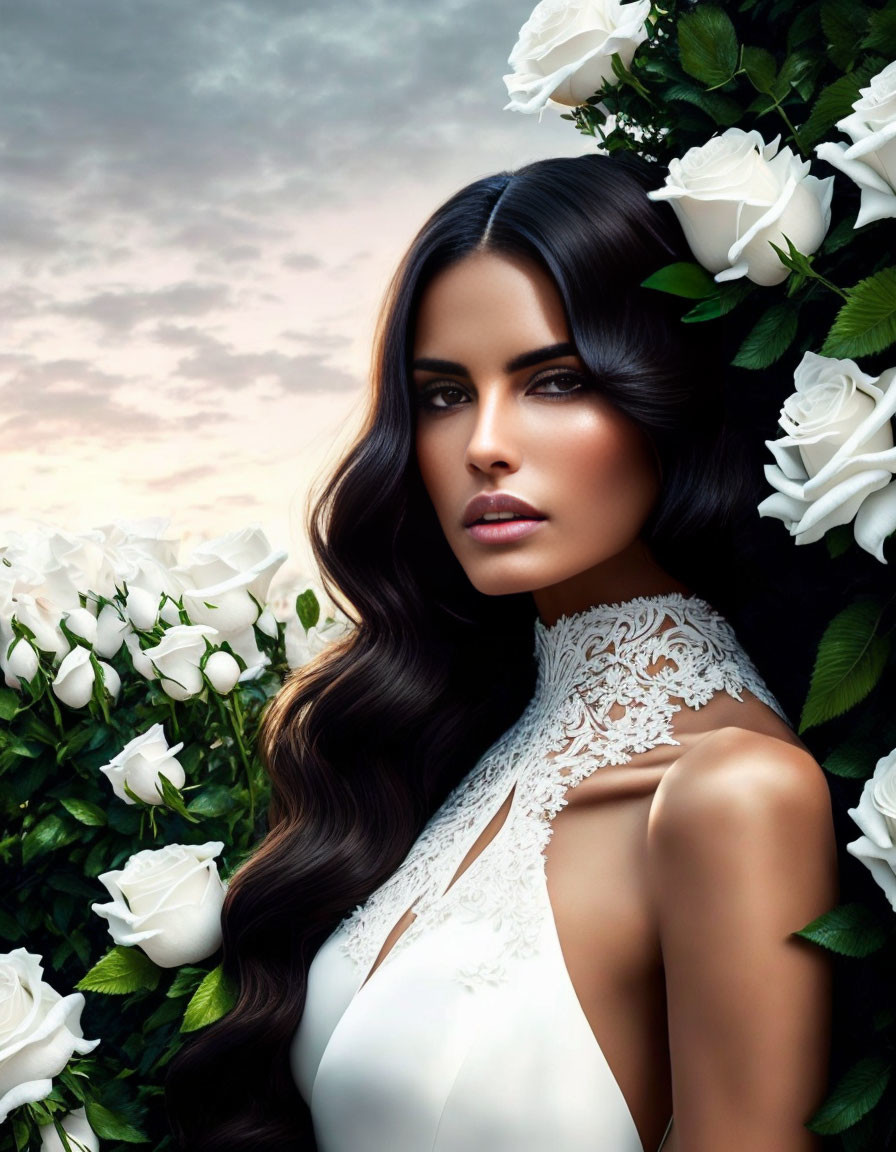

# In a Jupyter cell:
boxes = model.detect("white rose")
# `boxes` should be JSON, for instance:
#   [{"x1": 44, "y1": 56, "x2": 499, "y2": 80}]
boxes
[
  {"x1": 141, "y1": 623, "x2": 220, "y2": 701},
  {"x1": 203, "y1": 649, "x2": 241, "y2": 695},
  {"x1": 94, "y1": 602, "x2": 129, "y2": 659},
  {"x1": 61, "y1": 607, "x2": 97, "y2": 646},
  {"x1": 177, "y1": 526, "x2": 287, "y2": 635},
  {"x1": 124, "y1": 630, "x2": 157, "y2": 680},
  {"x1": 3, "y1": 637, "x2": 39, "y2": 690},
  {"x1": 51, "y1": 647, "x2": 96, "y2": 710},
  {"x1": 96, "y1": 659, "x2": 121, "y2": 703},
  {"x1": 99, "y1": 722, "x2": 186, "y2": 805},
  {"x1": 503, "y1": 0, "x2": 651, "y2": 114},
  {"x1": 815, "y1": 59, "x2": 896, "y2": 228},
  {"x1": 124, "y1": 584, "x2": 161, "y2": 632},
  {"x1": 285, "y1": 615, "x2": 353, "y2": 670},
  {"x1": 12, "y1": 593, "x2": 69, "y2": 662},
  {"x1": 847, "y1": 747, "x2": 896, "y2": 911},
  {"x1": 256, "y1": 606, "x2": 279, "y2": 639},
  {"x1": 757, "y1": 351, "x2": 896, "y2": 561},
  {"x1": 91, "y1": 842, "x2": 227, "y2": 968},
  {"x1": 646, "y1": 127, "x2": 834, "y2": 286},
  {"x1": 38, "y1": 1106, "x2": 99, "y2": 1152},
  {"x1": 0, "y1": 949, "x2": 100, "y2": 1125}
]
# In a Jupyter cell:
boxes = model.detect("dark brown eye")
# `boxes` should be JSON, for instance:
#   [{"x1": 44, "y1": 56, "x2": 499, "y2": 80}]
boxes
[
  {"x1": 530, "y1": 371, "x2": 585, "y2": 396},
  {"x1": 415, "y1": 384, "x2": 469, "y2": 410}
]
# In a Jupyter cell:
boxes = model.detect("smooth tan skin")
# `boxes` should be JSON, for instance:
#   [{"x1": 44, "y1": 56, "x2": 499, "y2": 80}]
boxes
[{"x1": 362, "y1": 249, "x2": 838, "y2": 1152}]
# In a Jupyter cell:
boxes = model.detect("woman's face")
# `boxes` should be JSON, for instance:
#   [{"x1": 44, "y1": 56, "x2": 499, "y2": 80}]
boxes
[{"x1": 412, "y1": 249, "x2": 673, "y2": 622}]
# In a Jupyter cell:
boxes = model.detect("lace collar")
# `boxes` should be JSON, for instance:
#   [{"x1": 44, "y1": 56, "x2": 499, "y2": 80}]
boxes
[{"x1": 529, "y1": 591, "x2": 790, "y2": 757}]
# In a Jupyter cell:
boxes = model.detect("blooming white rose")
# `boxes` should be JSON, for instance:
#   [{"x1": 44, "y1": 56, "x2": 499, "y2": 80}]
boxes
[
  {"x1": 99, "y1": 722, "x2": 186, "y2": 805},
  {"x1": 757, "y1": 352, "x2": 896, "y2": 561},
  {"x1": 203, "y1": 649, "x2": 241, "y2": 695},
  {"x1": 646, "y1": 127, "x2": 834, "y2": 285},
  {"x1": 285, "y1": 615, "x2": 353, "y2": 670},
  {"x1": 815, "y1": 59, "x2": 896, "y2": 228},
  {"x1": 38, "y1": 1106, "x2": 99, "y2": 1152},
  {"x1": 177, "y1": 526, "x2": 287, "y2": 635},
  {"x1": 11, "y1": 592, "x2": 69, "y2": 661},
  {"x1": 503, "y1": 0, "x2": 651, "y2": 114},
  {"x1": 846, "y1": 747, "x2": 896, "y2": 911},
  {"x1": 0, "y1": 949, "x2": 101, "y2": 1125},
  {"x1": 3, "y1": 637, "x2": 39, "y2": 690},
  {"x1": 51, "y1": 647, "x2": 96, "y2": 710},
  {"x1": 91, "y1": 842, "x2": 227, "y2": 968},
  {"x1": 140, "y1": 623, "x2": 220, "y2": 701}
]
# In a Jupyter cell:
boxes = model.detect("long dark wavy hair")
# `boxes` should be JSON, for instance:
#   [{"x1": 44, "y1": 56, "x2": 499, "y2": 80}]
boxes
[{"x1": 164, "y1": 151, "x2": 794, "y2": 1150}]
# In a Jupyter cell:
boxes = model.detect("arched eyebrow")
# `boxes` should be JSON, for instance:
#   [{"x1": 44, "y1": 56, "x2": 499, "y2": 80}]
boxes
[{"x1": 411, "y1": 341, "x2": 576, "y2": 378}]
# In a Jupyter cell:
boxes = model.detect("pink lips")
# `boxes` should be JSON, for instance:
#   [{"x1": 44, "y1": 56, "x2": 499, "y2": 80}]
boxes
[{"x1": 462, "y1": 491, "x2": 547, "y2": 544}]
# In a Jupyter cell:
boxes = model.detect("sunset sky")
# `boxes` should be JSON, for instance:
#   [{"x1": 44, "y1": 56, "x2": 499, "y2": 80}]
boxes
[{"x1": 1, "y1": 0, "x2": 589, "y2": 599}]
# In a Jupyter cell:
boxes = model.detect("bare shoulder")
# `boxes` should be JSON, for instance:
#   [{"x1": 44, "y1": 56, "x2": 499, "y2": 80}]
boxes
[{"x1": 648, "y1": 725, "x2": 835, "y2": 862}]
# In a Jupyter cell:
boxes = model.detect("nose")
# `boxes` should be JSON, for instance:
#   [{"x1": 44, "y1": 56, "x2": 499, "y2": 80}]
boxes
[{"x1": 464, "y1": 385, "x2": 521, "y2": 475}]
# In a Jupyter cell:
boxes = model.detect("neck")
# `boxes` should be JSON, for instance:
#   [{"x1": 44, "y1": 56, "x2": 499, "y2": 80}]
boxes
[{"x1": 531, "y1": 543, "x2": 693, "y2": 629}]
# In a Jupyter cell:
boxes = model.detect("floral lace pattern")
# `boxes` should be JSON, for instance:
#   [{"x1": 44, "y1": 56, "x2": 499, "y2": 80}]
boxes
[{"x1": 339, "y1": 593, "x2": 790, "y2": 989}]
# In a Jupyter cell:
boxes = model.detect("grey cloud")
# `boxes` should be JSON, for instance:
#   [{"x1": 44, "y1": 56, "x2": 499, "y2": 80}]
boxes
[
  {"x1": 282, "y1": 253, "x2": 324, "y2": 271},
  {"x1": 56, "y1": 282, "x2": 231, "y2": 332},
  {"x1": 144, "y1": 464, "x2": 221, "y2": 491}
]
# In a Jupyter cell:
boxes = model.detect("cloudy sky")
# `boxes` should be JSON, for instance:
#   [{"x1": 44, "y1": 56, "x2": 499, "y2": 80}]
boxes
[{"x1": 0, "y1": 0, "x2": 589, "y2": 598}]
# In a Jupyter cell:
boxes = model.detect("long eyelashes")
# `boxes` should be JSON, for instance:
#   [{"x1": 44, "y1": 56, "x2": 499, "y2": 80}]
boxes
[{"x1": 414, "y1": 370, "x2": 587, "y2": 412}]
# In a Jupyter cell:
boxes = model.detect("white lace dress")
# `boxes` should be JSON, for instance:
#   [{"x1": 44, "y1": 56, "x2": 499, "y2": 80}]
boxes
[{"x1": 290, "y1": 591, "x2": 790, "y2": 1152}]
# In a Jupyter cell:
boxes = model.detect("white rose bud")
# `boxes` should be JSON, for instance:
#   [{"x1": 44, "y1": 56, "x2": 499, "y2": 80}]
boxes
[
  {"x1": 124, "y1": 584, "x2": 160, "y2": 631},
  {"x1": 4, "y1": 637, "x2": 39, "y2": 690},
  {"x1": 815, "y1": 59, "x2": 896, "y2": 228},
  {"x1": 99, "y1": 722, "x2": 186, "y2": 805},
  {"x1": 12, "y1": 593, "x2": 69, "y2": 662},
  {"x1": 38, "y1": 1106, "x2": 99, "y2": 1152},
  {"x1": 91, "y1": 842, "x2": 227, "y2": 968},
  {"x1": 0, "y1": 949, "x2": 101, "y2": 1126},
  {"x1": 647, "y1": 127, "x2": 834, "y2": 286},
  {"x1": 141, "y1": 624, "x2": 219, "y2": 701},
  {"x1": 96, "y1": 659, "x2": 121, "y2": 703},
  {"x1": 757, "y1": 351, "x2": 896, "y2": 561},
  {"x1": 256, "y1": 606, "x2": 279, "y2": 639},
  {"x1": 847, "y1": 747, "x2": 896, "y2": 911},
  {"x1": 62, "y1": 607, "x2": 97, "y2": 646},
  {"x1": 51, "y1": 647, "x2": 96, "y2": 710},
  {"x1": 94, "y1": 602, "x2": 129, "y2": 659},
  {"x1": 503, "y1": 0, "x2": 651, "y2": 114},
  {"x1": 203, "y1": 650, "x2": 241, "y2": 695},
  {"x1": 124, "y1": 629, "x2": 157, "y2": 680}
]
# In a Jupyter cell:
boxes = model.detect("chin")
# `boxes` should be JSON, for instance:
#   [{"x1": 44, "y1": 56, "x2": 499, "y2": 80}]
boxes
[{"x1": 462, "y1": 565, "x2": 553, "y2": 598}]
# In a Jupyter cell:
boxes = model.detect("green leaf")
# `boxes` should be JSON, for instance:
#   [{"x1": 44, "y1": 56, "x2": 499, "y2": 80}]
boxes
[
  {"x1": 181, "y1": 963, "x2": 236, "y2": 1032},
  {"x1": 295, "y1": 588, "x2": 320, "y2": 631},
  {"x1": 802, "y1": 72, "x2": 865, "y2": 149},
  {"x1": 807, "y1": 1056, "x2": 891, "y2": 1134},
  {"x1": 681, "y1": 279, "x2": 754, "y2": 322},
  {"x1": 821, "y1": 215, "x2": 859, "y2": 256},
  {"x1": 772, "y1": 49, "x2": 820, "y2": 103},
  {"x1": 862, "y1": 7, "x2": 896, "y2": 54},
  {"x1": 59, "y1": 798, "x2": 107, "y2": 827},
  {"x1": 741, "y1": 46, "x2": 777, "y2": 95},
  {"x1": 824, "y1": 741, "x2": 877, "y2": 778},
  {"x1": 75, "y1": 945, "x2": 161, "y2": 995},
  {"x1": 83, "y1": 1100, "x2": 146, "y2": 1143},
  {"x1": 186, "y1": 785, "x2": 237, "y2": 818},
  {"x1": 663, "y1": 82, "x2": 742, "y2": 126},
  {"x1": 22, "y1": 813, "x2": 79, "y2": 864},
  {"x1": 821, "y1": 267, "x2": 896, "y2": 359},
  {"x1": 799, "y1": 598, "x2": 890, "y2": 732},
  {"x1": 678, "y1": 6, "x2": 739, "y2": 88},
  {"x1": 641, "y1": 261, "x2": 718, "y2": 299},
  {"x1": 731, "y1": 302, "x2": 799, "y2": 369},
  {"x1": 821, "y1": 0, "x2": 870, "y2": 71},
  {"x1": 824, "y1": 521, "x2": 854, "y2": 557},
  {"x1": 0, "y1": 686, "x2": 21, "y2": 721},
  {"x1": 794, "y1": 902, "x2": 889, "y2": 957}
]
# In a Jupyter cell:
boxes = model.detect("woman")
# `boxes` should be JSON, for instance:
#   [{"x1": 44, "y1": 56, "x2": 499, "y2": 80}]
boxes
[{"x1": 165, "y1": 153, "x2": 838, "y2": 1152}]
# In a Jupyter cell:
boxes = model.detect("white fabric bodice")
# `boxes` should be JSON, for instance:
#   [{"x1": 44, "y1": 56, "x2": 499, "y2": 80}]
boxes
[{"x1": 291, "y1": 591, "x2": 790, "y2": 1152}]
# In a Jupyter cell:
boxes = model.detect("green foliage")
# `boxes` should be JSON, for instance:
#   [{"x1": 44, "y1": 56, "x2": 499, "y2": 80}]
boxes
[
  {"x1": 800, "y1": 598, "x2": 890, "y2": 732},
  {"x1": 821, "y1": 267, "x2": 896, "y2": 358},
  {"x1": 181, "y1": 963, "x2": 237, "y2": 1032},
  {"x1": 641, "y1": 260, "x2": 718, "y2": 298},
  {"x1": 794, "y1": 903, "x2": 890, "y2": 957},
  {"x1": 807, "y1": 1057, "x2": 892, "y2": 1134},
  {"x1": 678, "y1": 6, "x2": 739, "y2": 88}
]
